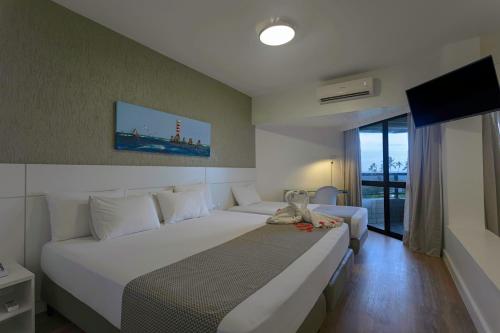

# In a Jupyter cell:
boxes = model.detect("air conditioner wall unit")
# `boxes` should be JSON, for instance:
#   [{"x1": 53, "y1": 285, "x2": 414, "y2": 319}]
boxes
[{"x1": 317, "y1": 77, "x2": 374, "y2": 104}]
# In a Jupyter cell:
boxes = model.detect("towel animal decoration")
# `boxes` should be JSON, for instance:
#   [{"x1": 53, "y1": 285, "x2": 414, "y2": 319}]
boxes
[{"x1": 266, "y1": 190, "x2": 343, "y2": 229}]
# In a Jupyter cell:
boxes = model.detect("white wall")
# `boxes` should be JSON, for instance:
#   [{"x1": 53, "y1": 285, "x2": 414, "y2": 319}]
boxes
[
  {"x1": 481, "y1": 31, "x2": 500, "y2": 69},
  {"x1": 440, "y1": 37, "x2": 500, "y2": 333},
  {"x1": 252, "y1": 44, "x2": 441, "y2": 207},
  {"x1": 252, "y1": 46, "x2": 443, "y2": 205},
  {"x1": 442, "y1": 117, "x2": 485, "y2": 228},
  {"x1": 444, "y1": 229, "x2": 500, "y2": 333},
  {"x1": 255, "y1": 127, "x2": 344, "y2": 201},
  {"x1": 440, "y1": 37, "x2": 484, "y2": 230},
  {"x1": 253, "y1": 34, "x2": 500, "y2": 333},
  {"x1": 252, "y1": 51, "x2": 440, "y2": 126}
]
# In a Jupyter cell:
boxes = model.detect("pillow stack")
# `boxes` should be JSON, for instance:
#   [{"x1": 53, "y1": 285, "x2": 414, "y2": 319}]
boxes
[
  {"x1": 89, "y1": 194, "x2": 161, "y2": 240},
  {"x1": 47, "y1": 189, "x2": 124, "y2": 242},
  {"x1": 231, "y1": 184, "x2": 262, "y2": 206},
  {"x1": 156, "y1": 190, "x2": 209, "y2": 224},
  {"x1": 47, "y1": 183, "x2": 215, "y2": 242},
  {"x1": 174, "y1": 183, "x2": 215, "y2": 209},
  {"x1": 126, "y1": 187, "x2": 173, "y2": 223}
]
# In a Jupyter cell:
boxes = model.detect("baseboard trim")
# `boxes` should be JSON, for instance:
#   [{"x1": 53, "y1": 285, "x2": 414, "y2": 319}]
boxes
[{"x1": 443, "y1": 250, "x2": 491, "y2": 333}]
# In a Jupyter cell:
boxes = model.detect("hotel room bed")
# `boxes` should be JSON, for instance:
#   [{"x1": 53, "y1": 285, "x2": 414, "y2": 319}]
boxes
[
  {"x1": 228, "y1": 202, "x2": 368, "y2": 253},
  {"x1": 41, "y1": 210, "x2": 350, "y2": 333}
]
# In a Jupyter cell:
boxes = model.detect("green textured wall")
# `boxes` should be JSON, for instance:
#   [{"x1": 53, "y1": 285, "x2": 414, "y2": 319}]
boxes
[{"x1": 0, "y1": 0, "x2": 255, "y2": 167}]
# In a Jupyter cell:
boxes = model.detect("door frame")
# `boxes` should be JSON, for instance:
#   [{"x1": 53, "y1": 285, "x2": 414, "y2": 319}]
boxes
[{"x1": 360, "y1": 114, "x2": 408, "y2": 240}]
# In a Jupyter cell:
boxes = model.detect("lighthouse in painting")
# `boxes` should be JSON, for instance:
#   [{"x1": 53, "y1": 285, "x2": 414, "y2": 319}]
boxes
[
  {"x1": 170, "y1": 119, "x2": 200, "y2": 146},
  {"x1": 171, "y1": 120, "x2": 182, "y2": 143},
  {"x1": 176, "y1": 120, "x2": 181, "y2": 137}
]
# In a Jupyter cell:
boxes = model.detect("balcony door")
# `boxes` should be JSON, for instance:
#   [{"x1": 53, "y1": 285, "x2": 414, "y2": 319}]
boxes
[{"x1": 359, "y1": 115, "x2": 408, "y2": 239}]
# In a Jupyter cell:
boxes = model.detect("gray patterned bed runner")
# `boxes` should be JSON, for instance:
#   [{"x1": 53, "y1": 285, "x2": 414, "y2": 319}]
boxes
[{"x1": 121, "y1": 223, "x2": 330, "y2": 333}]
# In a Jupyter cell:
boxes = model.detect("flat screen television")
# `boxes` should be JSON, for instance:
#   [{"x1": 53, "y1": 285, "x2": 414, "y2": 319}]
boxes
[{"x1": 406, "y1": 56, "x2": 500, "y2": 127}]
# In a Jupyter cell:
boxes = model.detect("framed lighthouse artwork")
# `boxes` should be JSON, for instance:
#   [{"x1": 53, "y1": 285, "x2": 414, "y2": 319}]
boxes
[{"x1": 115, "y1": 101, "x2": 211, "y2": 157}]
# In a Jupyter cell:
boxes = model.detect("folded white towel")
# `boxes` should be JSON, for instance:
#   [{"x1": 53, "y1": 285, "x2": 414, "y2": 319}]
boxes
[{"x1": 266, "y1": 190, "x2": 343, "y2": 228}]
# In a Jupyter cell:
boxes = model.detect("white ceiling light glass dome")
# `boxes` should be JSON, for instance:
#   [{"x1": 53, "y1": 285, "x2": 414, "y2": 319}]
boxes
[{"x1": 257, "y1": 18, "x2": 295, "y2": 46}]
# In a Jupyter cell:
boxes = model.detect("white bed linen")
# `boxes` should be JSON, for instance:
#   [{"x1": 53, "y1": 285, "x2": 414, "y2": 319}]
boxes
[
  {"x1": 229, "y1": 201, "x2": 368, "y2": 239},
  {"x1": 41, "y1": 210, "x2": 349, "y2": 333}
]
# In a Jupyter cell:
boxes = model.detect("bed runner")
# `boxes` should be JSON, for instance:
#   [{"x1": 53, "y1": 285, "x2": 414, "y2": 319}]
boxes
[{"x1": 121, "y1": 223, "x2": 330, "y2": 333}]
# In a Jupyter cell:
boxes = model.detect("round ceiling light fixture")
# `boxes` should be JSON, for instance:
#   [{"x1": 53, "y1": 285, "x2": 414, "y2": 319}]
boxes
[{"x1": 258, "y1": 18, "x2": 295, "y2": 46}]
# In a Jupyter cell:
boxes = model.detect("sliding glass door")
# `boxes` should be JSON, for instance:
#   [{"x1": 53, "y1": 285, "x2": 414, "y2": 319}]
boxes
[{"x1": 359, "y1": 115, "x2": 408, "y2": 239}]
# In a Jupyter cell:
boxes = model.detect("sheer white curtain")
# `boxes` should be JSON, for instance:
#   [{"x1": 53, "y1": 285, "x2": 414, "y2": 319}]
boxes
[
  {"x1": 483, "y1": 111, "x2": 500, "y2": 236},
  {"x1": 403, "y1": 115, "x2": 443, "y2": 256},
  {"x1": 343, "y1": 128, "x2": 362, "y2": 207}
]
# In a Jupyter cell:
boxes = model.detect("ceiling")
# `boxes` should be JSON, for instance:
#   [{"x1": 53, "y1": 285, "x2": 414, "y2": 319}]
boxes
[
  {"x1": 260, "y1": 107, "x2": 406, "y2": 130},
  {"x1": 52, "y1": 0, "x2": 500, "y2": 96}
]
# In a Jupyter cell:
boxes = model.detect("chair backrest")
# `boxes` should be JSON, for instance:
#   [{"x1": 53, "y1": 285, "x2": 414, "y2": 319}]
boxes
[{"x1": 311, "y1": 186, "x2": 339, "y2": 205}]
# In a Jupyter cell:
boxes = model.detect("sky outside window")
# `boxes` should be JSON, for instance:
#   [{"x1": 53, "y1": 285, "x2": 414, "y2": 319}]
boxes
[{"x1": 360, "y1": 132, "x2": 408, "y2": 173}]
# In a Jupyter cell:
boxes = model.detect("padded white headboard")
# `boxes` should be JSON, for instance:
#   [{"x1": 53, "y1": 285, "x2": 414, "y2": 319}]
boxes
[
  {"x1": 0, "y1": 164, "x2": 25, "y2": 265},
  {"x1": 206, "y1": 167, "x2": 256, "y2": 209},
  {"x1": 0, "y1": 163, "x2": 255, "y2": 312}
]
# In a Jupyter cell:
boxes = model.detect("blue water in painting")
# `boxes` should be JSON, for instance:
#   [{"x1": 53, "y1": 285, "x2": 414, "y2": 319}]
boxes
[{"x1": 115, "y1": 132, "x2": 210, "y2": 157}]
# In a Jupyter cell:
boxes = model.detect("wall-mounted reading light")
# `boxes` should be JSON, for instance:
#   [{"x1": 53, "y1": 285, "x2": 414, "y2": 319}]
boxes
[{"x1": 329, "y1": 155, "x2": 339, "y2": 186}]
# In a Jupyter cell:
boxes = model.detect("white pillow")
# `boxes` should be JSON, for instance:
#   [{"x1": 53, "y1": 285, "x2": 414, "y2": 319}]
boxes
[
  {"x1": 232, "y1": 184, "x2": 262, "y2": 206},
  {"x1": 174, "y1": 183, "x2": 215, "y2": 209},
  {"x1": 156, "y1": 190, "x2": 210, "y2": 224},
  {"x1": 126, "y1": 188, "x2": 173, "y2": 222},
  {"x1": 47, "y1": 189, "x2": 124, "y2": 242},
  {"x1": 89, "y1": 194, "x2": 160, "y2": 241}
]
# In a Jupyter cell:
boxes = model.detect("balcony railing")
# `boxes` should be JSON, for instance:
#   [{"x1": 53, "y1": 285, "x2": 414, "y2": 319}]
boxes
[
  {"x1": 361, "y1": 172, "x2": 407, "y2": 199},
  {"x1": 361, "y1": 172, "x2": 407, "y2": 182}
]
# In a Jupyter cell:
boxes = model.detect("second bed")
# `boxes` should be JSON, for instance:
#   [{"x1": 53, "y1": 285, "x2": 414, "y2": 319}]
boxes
[{"x1": 229, "y1": 202, "x2": 368, "y2": 254}]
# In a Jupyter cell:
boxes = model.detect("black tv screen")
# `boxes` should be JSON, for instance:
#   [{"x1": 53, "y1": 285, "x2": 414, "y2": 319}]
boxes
[{"x1": 406, "y1": 56, "x2": 500, "y2": 127}]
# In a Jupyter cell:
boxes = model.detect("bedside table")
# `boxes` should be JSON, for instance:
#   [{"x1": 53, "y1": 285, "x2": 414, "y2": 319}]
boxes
[{"x1": 0, "y1": 262, "x2": 34, "y2": 333}]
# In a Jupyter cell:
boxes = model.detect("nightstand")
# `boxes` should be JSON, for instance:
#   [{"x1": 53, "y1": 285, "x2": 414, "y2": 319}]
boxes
[{"x1": 0, "y1": 262, "x2": 34, "y2": 333}]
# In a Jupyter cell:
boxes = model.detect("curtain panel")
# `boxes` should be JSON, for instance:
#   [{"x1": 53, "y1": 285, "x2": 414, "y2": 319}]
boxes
[
  {"x1": 343, "y1": 128, "x2": 362, "y2": 207},
  {"x1": 483, "y1": 111, "x2": 500, "y2": 236},
  {"x1": 403, "y1": 115, "x2": 443, "y2": 257}
]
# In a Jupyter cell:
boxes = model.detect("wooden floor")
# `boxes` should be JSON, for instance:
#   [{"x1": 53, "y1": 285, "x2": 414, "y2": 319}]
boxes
[
  {"x1": 322, "y1": 231, "x2": 476, "y2": 333},
  {"x1": 36, "y1": 231, "x2": 476, "y2": 333}
]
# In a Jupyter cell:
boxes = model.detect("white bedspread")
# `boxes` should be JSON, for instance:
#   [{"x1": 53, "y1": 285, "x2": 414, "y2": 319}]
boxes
[
  {"x1": 41, "y1": 210, "x2": 349, "y2": 333},
  {"x1": 229, "y1": 202, "x2": 368, "y2": 239}
]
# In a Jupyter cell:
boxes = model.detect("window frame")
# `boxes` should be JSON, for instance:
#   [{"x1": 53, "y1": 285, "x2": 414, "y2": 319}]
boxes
[{"x1": 360, "y1": 114, "x2": 408, "y2": 240}]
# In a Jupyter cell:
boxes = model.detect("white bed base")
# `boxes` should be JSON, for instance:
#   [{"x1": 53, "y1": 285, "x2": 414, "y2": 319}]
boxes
[{"x1": 0, "y1": 163, "x2": 255, "y2": 312}]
